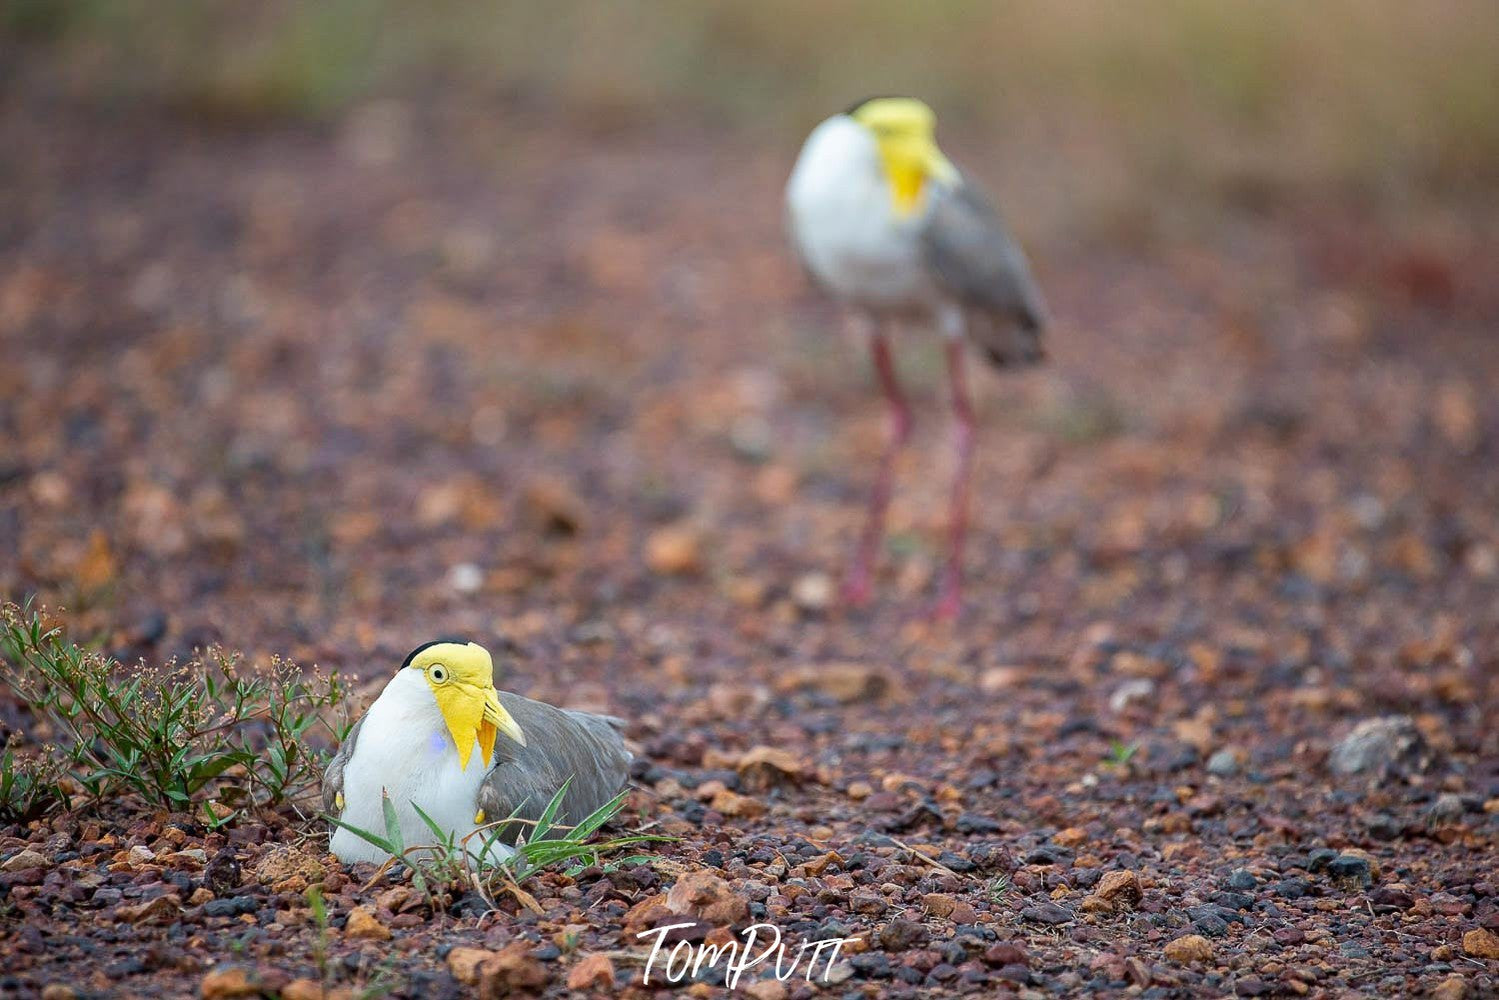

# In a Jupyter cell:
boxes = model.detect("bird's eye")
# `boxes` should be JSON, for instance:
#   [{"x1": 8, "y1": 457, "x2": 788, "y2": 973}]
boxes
[{"x1": 428, "y1": 664, "x2": 448, "y2": 684}]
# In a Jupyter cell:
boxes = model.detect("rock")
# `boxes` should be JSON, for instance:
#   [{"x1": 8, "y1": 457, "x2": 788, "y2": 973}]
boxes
[
  {"x1": 1337, "y1": 848, "x2": 1382, "y2": 880},
  {"x1": 948, "y1": 902, "x2": 980, "y2": 923},
  {"x1": 743, "y1": 981, "x2": 787, "y2": 1000},
  {"x1": 876, "y1": 918, "x2": 929, "y2": 951},
  {"x1": 1164, "y1": 934, "x2": 1214, "y2": 964},
  {"x1": 449, "y1": 947, "x2": 496, "y2": 986},
  {"x1": 1109, "y1": 678, "x2": 1155, "y2": 712},
  {"x1": 344, "y1": 906, "x2": 390, "y2": 941},
  {"x1": 40, "y1": 986, "x2": 76, "y2": 1000},
  {"x1": 1369, "y1": 886, "x2": 1414, "y2": 911},
  {"x1": 1094, "y1": 869, "x2": 1144, "y2": 909},
  {"x1": 791, "y1": 572, "x2": 833, "y2": 612},
  {"x1": 709, "y1": 789, "x2": 766, "y2": 818},
  {"x1": 1463, "y1": 928, "x2": 1499, "y2": 959},
  {"x1": 253, "y1": 847, "x2": 325, "y2": 888},
  {"x1": 666, "y1": 872, "x2": 750, "y2": 926},
  {"x1": 115, "y1": 893, "x2": 181, "y2": 923},
  {"x1": 447, "y1": 562, "x2": 484, "y2": 594},
  {"x1": 566, "y1": 953, "x2": 615, "y2": 991},
  {"x1": 199, "y1": 966, "x2": 259, "y2": 999},
  {"x1": 922, "y1": 893, "x2": 958, "y2": 918},
  {"x1": 1327, "y1": 853, "x2": 1374, "y2": 888},
  {"x1": 1328, "y1": 715, "x2": 1429, "y2": 776},
  {"x1": 126, "y1": 844, "x2": 157, "y2": 866},
  {"x1": 622, "y1": 893, "x2": 673, "y2": 934},
  {"x1": 204, "y1": 849, "x2": 242, "y2": 894},
  {"x1": 850, "y1": 891, "x2": 888, "y2": 915},
  {"x1": 774, "y1": 663, "x2": 890, "y2": 703},
  {"x1": 645, "y1": 525, "x2": 702, "y2": 575},
  {"x1": 1431, "y1": 976, "x2": 1468, "y2": 1000},
  {"x1": 282, "y1": 981, "x2": 355, "y2": 1000},
  {"x1": 1052, "y1": 827, "x2": 1088, "y2": 847},
  {"x1": 477, "y1": 942, "x2": 550, "y2": 999},
  {"x1": 522, "y1": 477, "x2": 586, "y2": 535},
  {"x1": 1225, "y1": 869, "x2": 1257, "y2": 890},
  {"x1": 1429, "y1": 793, "x2": 1466, "y2": 824},
  {"x1": 1020, "y1": 901, "x2": 1074, "y2": 925},
  {"x1": 983, "y1": 942, "x2": 1028, "y2": 967},
  {"x1": 2, "y1": 849, "x2": 47, "y2": 872},
  {"x1": 1206, "y1": 749, "x2": 1240, "y2": 777},
  {"x1": 824, "y1": 961, "x2": 855, "y2": 984},
  {"x1": 735, "y1": 746, "x2": 804, "y2": 792}
]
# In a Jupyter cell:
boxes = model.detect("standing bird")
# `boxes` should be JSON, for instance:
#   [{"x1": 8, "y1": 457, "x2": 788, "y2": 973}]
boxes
[
  {"x1": 324, "y1": 639, "x2": 632, "y2": 864},
  {"x1": 785, "y1": 96, "x2": 1047, "y2": 620}
]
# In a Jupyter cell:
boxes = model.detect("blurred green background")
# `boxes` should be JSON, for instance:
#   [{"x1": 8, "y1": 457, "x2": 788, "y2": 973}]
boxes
[{"x1": 6, "y1": 0, "x2": 1498, "y2": 207}]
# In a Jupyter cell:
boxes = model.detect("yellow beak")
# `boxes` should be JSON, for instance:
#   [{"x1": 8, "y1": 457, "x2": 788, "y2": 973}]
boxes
[
  {"x1": 484, "y1": 690, "x2": 526, "y2": 749},
  {"x1": 434, "y1": 684, "x2": 526, "y2": 771},
  {"x1": 881, "y1": 136, "x2": 959, "y2": 216}
]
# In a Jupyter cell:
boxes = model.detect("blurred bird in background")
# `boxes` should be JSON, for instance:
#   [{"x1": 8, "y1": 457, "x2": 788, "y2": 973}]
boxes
[{"x1": 786, "y1": 96, "x2": 1048, "y2": 621}]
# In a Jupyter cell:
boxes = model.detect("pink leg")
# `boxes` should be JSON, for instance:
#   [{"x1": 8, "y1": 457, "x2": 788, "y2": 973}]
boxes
[
  {"x1": 842, "y1": 326, "x2": 912, "y2": 607},
  {"x1": 933, "y1": 340, "x2": 975, "y2": 622}
]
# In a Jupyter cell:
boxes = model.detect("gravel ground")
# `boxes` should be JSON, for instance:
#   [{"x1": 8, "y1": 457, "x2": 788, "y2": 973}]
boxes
[{"x1": 1, "y1": 82, "x2": 1497, "y2": 1000}]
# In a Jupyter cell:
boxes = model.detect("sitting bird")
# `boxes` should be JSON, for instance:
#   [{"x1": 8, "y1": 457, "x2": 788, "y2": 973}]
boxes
[
  {"x1": 785, "y1": 96, "x2": 1048, "y2": 620},
  {"x1": 324, "y1": 638, "x2": 632, "y2": 863}
]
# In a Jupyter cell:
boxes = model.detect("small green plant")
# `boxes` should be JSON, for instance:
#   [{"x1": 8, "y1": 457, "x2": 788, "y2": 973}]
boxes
[
  {"x1": 1104, "y1": 740, "x2": 1140, "y2": 768},
  {"x1": 0, "y1": 740, "x2": 71, "y2": 822},
  {"x1": 0, "y1": 602, "x2": 349, "y2": 816},
  {"x1": 307, "y1": 885, "x2": 331, "y2": 986},
  {"x1": 328, "y1": 781, "x2": 666, "y2": 913},
  {"x1": 987, "y1": 873, "x2": 1012, "y2": 904}
]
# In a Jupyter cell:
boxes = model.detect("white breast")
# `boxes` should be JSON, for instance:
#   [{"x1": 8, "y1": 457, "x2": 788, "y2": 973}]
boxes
[
  {"x1": 785, "y1": 115, "x2": 940, "y2": 312},
  {"x1": 330, "y1": 669, "x2": 511, "y2": 864}
]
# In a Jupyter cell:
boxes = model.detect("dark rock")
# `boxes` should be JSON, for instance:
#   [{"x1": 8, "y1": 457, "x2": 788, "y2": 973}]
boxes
[
  {"x1": 1328, "y1": 854, "x2": 1374, "y2": 888},
  {"x1": 1369, "y1": 887, "x2": 1414, "y2": 912},
  {"x1": 954, "y1": 813, "x2": 1002, "y2": 835},
  {"x1": 936, "y1": 851, "x2": 974, "y2": 873},
  {"x1": 997, "y1": 963, "x2": 1031, "y2": 985},
  {"x1": 1273, "y1": 878, "x2": 1311, "y2": 899},
  {"x1": 983, "y1": 942, "x2": 1028, "y2": 967},
  {"x1": 203, "y1": 850, "x2": 241, "y2": 895},
  {"x1": 202, "y1": 896, "x2": 258, "y2": 918},
  {"x1": 1305, "y1": 848, "x2": 1339, "y2": 873},
  {"x1": 1024, "y1": 845, "x2": 1074, "y2": 866},
  {"x1": 1225, "y1": 869, "x2": 1258, "y2": 891},
  {"x1": 1020, "y1": 902, "x2": 1073, "y2": 925},
  {"x1": 1211, "y1": 891, "x2": 1255, "y2": 912},
  {"x1": 876, "y1": 919, "x2": 930, "y2": 951}
]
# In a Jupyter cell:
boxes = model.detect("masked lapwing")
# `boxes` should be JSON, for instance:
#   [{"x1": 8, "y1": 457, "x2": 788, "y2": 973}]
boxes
[
  {"x1": 785, "y1": 96, "x2": 1048, "y2": 620},
  {"x1": 325, "y1": 639, "x2": 632, "y2": 863}
]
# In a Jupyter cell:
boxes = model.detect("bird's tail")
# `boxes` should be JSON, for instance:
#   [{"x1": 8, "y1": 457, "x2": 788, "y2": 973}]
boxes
[{"x1": 967, "y1": 305, "x2": 1046, "y2": 369}]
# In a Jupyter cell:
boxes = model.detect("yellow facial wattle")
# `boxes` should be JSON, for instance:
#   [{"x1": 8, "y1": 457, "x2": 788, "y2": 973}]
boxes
[
  {"x1": 432, "y1": 682, "x2": 487, "y2": 770},
  {"x1": 406, "y1": 640, "x2": 527, "y2": 770},
  {"x1": 850, "y1": 97, "x2": 959, "y2": 217}
]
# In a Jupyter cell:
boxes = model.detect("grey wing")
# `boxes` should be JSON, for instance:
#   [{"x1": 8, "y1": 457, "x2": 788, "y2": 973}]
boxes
[
  {"x1": 476, "y1": 692, "x2": 633, "y2": 844},
  {"x1": 922, "y1": 178, "x2": 1048, "y2": 367},
  {"x1": 321, "y1": 714, "x2": 365, "y2": 814}
]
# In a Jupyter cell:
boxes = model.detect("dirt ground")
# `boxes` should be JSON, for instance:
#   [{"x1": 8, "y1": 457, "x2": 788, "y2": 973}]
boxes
[{"x1": 1, "y1": 80, "x2": 1497, "y2": 999}]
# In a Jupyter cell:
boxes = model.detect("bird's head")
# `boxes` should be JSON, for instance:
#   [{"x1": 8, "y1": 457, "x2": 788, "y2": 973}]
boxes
[
  {"x1": 401, "y1": 639, "x2": 526, "y2": 770},
  {"x1": 847, "y1": 96, "x2": 959, "y2": 216}
]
